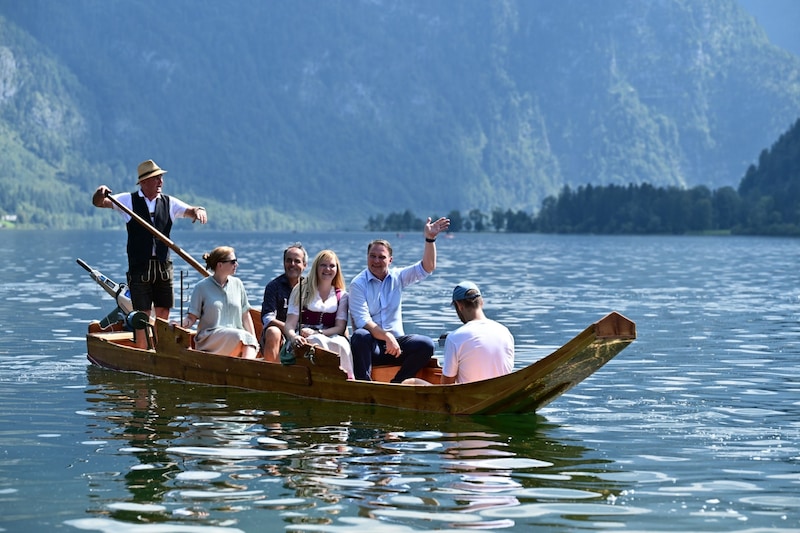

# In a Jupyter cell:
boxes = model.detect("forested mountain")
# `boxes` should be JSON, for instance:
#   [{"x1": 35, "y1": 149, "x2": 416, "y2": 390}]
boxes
[
  {"x1": 0, "y1": 0, "x2": 799, "y2": 230},
  {"x1": 421, "y1": 117, "x2": 800, "y2": 236},
  {"x1": 737, "y1": 117, "x2": 800, "y2": 233}
]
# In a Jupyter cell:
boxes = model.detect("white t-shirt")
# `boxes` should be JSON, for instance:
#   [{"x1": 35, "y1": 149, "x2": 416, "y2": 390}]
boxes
[{"x1": 442, "y1": 319, "x2": 514, "y2": 384}]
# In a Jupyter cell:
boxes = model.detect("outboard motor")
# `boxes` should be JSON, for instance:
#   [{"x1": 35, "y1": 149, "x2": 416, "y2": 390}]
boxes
[
  {"x1": 77, "y1": 258, "x2": 134, "y2": 329},
  {"x1": 126, "y1": 311, "x2": 150, "y2": 331}
]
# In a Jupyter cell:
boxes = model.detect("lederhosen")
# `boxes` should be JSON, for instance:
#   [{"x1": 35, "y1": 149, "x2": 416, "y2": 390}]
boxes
[{"x1": 126, "y1": 193, "x2": 174, "y2": 310}]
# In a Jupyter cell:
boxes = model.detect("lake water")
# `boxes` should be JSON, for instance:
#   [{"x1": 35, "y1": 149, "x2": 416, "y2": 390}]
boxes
[{"x1": 1, "y1": 229, "x2": 799, "y2": 532}]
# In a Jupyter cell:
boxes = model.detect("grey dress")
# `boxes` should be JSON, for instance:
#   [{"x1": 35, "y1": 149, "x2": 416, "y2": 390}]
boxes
[{"x1": 189, "y1": 275, "x2": 258, "y2": 354}]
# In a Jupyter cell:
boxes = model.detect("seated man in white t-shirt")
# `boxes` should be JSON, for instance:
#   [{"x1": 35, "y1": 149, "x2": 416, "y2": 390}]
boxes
[{"x1": 441, "y1": 281, "x2": 515, "y2": 384}]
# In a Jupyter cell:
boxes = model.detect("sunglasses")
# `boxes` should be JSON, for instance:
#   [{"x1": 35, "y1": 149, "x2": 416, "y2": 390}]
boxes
[{"x1": 220, "y1": 258, "x2": 238, "y2": 264}]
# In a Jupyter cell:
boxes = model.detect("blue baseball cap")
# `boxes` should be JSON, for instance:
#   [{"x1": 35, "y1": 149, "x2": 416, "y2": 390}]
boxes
[{"x1": 452, "y1": 281, "x2": 481, "y2": 304}]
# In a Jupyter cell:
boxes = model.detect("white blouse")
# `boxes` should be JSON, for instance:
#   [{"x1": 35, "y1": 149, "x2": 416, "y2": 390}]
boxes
[{"x1": 287, "y1": 287, "x2": 349, "y2": 323}]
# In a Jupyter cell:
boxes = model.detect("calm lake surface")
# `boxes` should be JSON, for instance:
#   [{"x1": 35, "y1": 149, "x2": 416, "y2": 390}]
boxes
[{"x1": 1, "y1": 229, "x2": 799, "y2": 532}]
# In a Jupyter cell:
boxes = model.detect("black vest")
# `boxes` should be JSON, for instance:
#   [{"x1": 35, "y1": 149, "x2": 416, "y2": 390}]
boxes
[{"x1": 126, "y1": 193, "x2": 173, "y2": 271}]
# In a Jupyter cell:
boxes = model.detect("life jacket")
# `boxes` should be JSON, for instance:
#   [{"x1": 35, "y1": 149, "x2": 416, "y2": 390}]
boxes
[
  {"x1": 127, "y1": 193, "x2": 172, "y2": 271},
  {"x1": 301, "y1": 288, "x2": 342, "y2": 330}
]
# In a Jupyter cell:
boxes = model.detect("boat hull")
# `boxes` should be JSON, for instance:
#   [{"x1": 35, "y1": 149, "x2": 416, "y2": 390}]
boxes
[{"x1": 86, "y1": 311, "x2": 636, "y2": 415}]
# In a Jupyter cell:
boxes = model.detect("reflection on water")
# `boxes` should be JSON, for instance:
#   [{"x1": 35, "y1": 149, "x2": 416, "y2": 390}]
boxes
[
  {"x1": 78, "y1": 367, "x2": 631, "y2": 531},
  {"x1": 2, "y1": 230, "x2": 800, "y2": 531}
]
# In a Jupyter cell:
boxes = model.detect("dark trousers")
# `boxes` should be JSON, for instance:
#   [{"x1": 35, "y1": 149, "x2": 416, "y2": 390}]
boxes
[
  {"x1": 127, "y1": 259, "x2": 174, "y2": 311},
  {"x1": 350, "y1": 329, "x2": 434, "y2": 383}
]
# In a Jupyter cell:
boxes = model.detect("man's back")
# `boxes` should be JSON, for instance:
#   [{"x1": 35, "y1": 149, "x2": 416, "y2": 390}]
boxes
[{"x1": 443, "y1": 319, "x2": 514, "y2": 383}]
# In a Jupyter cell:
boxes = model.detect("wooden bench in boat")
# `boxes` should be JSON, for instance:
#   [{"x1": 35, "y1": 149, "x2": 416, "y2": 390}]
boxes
[
  {"x1": 249, "y1": 308, "x2": 440, "y2": 383},
  {"x1": 89, "y1": 310, "x2": 442, "y2": 383}
]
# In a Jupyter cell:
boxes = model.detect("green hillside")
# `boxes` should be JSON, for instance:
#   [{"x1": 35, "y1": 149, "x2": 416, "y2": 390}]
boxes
[{"x1": 0, "y1": 0, "x2": 799, "y2": 230}]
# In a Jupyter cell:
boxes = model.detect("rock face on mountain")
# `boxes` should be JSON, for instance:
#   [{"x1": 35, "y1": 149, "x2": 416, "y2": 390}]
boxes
[
  {"x1": 0, "y1": 0, "x2": 799, "y2": 229},
  {"x1": 739, "y1": 0, "x2": 800, "y2": 57}
]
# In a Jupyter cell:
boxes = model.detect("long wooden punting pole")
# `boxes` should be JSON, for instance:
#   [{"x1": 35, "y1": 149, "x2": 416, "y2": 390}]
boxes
[{"x1": 104, "y1": 191, "x2": 208, "y2": 278}]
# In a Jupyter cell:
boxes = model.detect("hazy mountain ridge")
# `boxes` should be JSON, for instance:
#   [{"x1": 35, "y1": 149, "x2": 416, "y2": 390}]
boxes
[
  {"x1": 0, "y1": 0, "x2": 798, "y2": 230},
  {"x1": 739, "y1": 0, "x2": 800, "y2": 57}
]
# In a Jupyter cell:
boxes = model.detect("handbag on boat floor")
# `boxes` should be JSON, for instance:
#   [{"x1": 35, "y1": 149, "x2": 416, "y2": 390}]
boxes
[{"x1": 279, "y1": 340, "x2": 295, "y2": 365}]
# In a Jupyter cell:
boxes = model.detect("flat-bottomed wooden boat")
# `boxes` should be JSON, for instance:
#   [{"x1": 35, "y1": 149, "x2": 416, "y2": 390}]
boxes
[{"x1": 85, "y1": 310, "x2": 636, "y2": 415}]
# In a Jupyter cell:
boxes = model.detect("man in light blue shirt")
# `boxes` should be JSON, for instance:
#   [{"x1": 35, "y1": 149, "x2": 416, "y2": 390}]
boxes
[{"x1": 349, "y1": 216, "x2": 450, "y2": 382}]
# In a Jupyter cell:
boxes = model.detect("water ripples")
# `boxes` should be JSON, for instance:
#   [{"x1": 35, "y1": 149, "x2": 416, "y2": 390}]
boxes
[{"x1": 2, "y1": 230, "x2": 800, "y2": 530}]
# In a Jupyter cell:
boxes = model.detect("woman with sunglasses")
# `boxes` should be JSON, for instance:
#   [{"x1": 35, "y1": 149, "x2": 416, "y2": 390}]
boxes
[{"x1": 183, "y1": 246, "x2": 259, "y2": 358}]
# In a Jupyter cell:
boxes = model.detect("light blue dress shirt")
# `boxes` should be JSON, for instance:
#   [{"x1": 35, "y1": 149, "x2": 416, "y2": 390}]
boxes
[{"x1": 348, "y1": 261, "x2": 429, "y2": 337}]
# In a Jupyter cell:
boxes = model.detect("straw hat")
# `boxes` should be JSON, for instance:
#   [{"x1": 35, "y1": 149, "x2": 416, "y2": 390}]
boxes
[{"x1": 137, "y1": 159, "x2": 167, "y2": 184}]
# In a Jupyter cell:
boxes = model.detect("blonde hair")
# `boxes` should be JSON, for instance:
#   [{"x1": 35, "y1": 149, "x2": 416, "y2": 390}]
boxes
[
  {"x1": 291, "y1": 249, "x2": 344, "y2": 305},
  {"x1": 202, "y1": 246, "x2": 235, "y2": 271}
]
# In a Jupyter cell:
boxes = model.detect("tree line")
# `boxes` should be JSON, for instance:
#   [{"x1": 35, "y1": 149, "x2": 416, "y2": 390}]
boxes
[
  {"x1": 368, "y1": 117, "x2": 800, "y2": 236},
  {"x1": 365, "y1": 184, "x2": 744, "y2": 235},
  {"x1": 367, "y1": 182, "x2": 797, "y2": 236}
]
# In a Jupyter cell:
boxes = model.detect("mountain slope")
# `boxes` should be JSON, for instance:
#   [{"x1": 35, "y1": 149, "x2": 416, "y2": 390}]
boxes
[
  {"x1": 739, "y1": 0, "x2": 800, "y2": 57},
  {"x1": 0, "y1": 0, "x2": 799, "y2": 230}
]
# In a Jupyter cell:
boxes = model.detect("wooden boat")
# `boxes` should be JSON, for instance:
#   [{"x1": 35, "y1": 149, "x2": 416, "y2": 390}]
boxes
[
  {"x1": 85, "y1": 309, "x2": 636, "y2": 415},
  {"x1": 79, "y1": 236, "x2": 635, "y2": 415}
]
